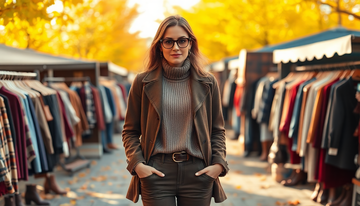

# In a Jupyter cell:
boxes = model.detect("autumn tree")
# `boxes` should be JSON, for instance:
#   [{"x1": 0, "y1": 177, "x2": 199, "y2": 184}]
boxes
[
  {"x1": 1, "y1": 0, "x2": 147, "y2": 72},
  {"x1": 42, "y1": 0, "x2": 147, "y2": 72},
  {"x1": 305, "y1": 0, "x2": 360, "y2": 26},
  {"x1": 175, "y1": 0, "x2": 360, "y2": 62}
]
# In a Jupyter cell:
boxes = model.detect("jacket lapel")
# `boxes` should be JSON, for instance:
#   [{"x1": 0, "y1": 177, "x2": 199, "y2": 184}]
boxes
[
  {"x1": 142, "y1": 67, "x2": 163, "y2": 119},
  {"x1": 191, "y1": 68, "x2": 212, "y2": 115}
]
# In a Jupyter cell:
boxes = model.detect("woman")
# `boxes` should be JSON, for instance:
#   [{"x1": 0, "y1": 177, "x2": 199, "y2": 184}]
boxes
[{"x1": 122, "y1": 15, "x2": 229, "y2": 206}]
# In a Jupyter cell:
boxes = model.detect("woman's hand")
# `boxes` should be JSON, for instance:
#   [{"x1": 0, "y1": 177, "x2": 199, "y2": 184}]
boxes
[
  {"x1": 135, "y1": 163, "x2": 165, "y2": 178},
  {"x1": 195, "y1": 164, "x2": 223, "y2": 179}
]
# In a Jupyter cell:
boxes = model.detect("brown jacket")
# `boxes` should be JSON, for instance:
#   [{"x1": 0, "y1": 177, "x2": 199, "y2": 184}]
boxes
[{"x1": 122, "y1": 66, "x2": 229, "y2": 203}]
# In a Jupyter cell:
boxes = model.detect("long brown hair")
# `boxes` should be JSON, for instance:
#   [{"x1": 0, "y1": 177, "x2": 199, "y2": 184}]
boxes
[{"x1": 144, "y1": 15, "x2": 208, "y2": 77}]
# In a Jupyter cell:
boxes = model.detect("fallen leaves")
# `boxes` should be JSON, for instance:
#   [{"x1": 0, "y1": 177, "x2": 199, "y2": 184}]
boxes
[
  {"x1": 288, "y1": 200, "x2": 300, "y2": 205},
  {"x1": 275, "y1": 201, "x2": 287, "y2": 206},
  {"x1": 260, "y1": 184, "x2": 270, "y2": 189},
  {"x1": 101, "y1": 166, "x2": 111, "y2": 172},
  {"x1": 66, "y1": 191, "x2": 78, "y2": 199},
  {"x1": 91, "y1": 175, "x2": 107, "y2": 182},
  {"x1": 235, "y1": 185, "x2": 242, "y2": 189},
  {"x1": 254, "y1": 173, "x2": 262, "y2": 177},
  {"x1": 234, "y1": 170, "x2": 243, "y2": 174},
  {"x1": 70, "y1": 199, "x2": 77, "y2": 205},
  {"x1": 91, "y1": 160, "x2": 97, "y2": 166},
  {"x1": 78, "y1": 172, "x2": 87, "y2": 178},
  {"x1": 67, "y1": 177, "x2": 79, "y2": 185},
  {"x1": 259, "y1": 176, "x2": 267, "y2": 181}
]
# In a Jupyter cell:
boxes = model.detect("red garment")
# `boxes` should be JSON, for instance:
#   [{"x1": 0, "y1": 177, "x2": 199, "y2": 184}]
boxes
[
  {"x1": 0, "y1": 182, "x2": 7, "y2": 196},
  {"x1": 288, "y1": 138, "x2": 301, "y2": 164},
  {"x1": 56, "y1": 92, "x2": 74, "y2": 142},
  {"x1": 118, "y1": 83, "x2": 127, "y2": 106},
  {"x1": 318, "y1": 149, "x2": 354, "y2": 189},
  {"x1": 90, "y1": 87, "x2": 105, "y2": 131},
  {"x1": 233, "y1": 85, "x2": 243, "y2": 116},
  {"x1": 279, "y1": 81, "x2": 304, "y2": 165},
  {"x1": 314, "y1": 79, "x2": 338, "y2": 180},
  {"x1": 313, "y1": 79, "x2": 339, "y2": 148},
  {"x1": 280, "y1": 80, "x2": 305, "y2": 135}
]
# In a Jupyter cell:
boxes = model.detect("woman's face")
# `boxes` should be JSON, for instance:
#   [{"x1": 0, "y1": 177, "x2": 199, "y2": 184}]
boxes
[{"x1": 160, "y1": 25, "x2": 192, "y2": 67}]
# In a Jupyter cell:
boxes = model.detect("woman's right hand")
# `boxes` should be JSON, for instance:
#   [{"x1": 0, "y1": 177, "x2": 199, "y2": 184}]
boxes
[{"x1": 135, "y1": 163, "x2": 165, "y2": 178}]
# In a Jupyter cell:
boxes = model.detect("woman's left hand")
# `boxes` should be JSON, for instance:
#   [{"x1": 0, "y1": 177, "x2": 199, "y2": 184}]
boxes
[{"x1": 195, "y1": 164, "x2": 223, "y2": 179}]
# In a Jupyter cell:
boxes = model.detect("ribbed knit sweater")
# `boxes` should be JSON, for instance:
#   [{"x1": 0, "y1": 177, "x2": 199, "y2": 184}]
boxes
[{"x1": 152, "y1": 59, "x2": 203, "y2": 159}]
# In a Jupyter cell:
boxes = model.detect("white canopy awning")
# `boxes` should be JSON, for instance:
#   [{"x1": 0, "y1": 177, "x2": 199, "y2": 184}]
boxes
[
  {"x1": 108, "y1": 62, "x2": 128, "y2": 76},
  {"x1": 0, "y1": 44, "x2": 92, "y2": 65},
  {"x1": 273, "y1": 35, "x2": 360, "y2": 64},
  {"x1": 228, "y1": 59, "x2": 239, "y2": 70},
  {"x1": 210, "y1": 61, "x2": 225, "y2": 72}
]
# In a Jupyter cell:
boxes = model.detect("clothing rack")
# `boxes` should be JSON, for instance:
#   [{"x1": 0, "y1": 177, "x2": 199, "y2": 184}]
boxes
[
  {"x1": 42, "y1": 76, "x2": 91, "y2": 83},
  {"x1": 43, "y1": 76, "x2": 92, "y2": 176},
  {"x1": 0, "y1": 71, "x2": 37, "y2": 77}
]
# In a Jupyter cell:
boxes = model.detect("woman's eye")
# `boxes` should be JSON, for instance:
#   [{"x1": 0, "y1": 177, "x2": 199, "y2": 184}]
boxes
[
  {"x1": 165, "y1": 40, "x2": 173, "y2": 44},
  {"x1": 179, "y1": 39, "x2": 186, "y2": 43}
]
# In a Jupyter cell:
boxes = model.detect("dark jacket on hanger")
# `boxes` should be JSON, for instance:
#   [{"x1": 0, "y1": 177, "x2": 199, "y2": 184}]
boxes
[{"x1": 325, "y1": 77, "x2": 359, "y2": 170}]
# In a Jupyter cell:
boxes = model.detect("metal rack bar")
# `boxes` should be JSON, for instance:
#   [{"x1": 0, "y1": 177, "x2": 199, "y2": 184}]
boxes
[
  {"x1": 42, "y1": 76, "x2": 91, "y2": 82},
  {"x1": 0, "y1": 71, "x2": 37, "y2": 77},
  {"x1": 296, "y1": 61, "x2": 360, "y2": 71}
]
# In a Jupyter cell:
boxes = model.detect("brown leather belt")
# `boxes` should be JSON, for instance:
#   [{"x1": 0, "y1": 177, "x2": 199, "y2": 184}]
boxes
[{"x1": 171, "y1": 151, "x2": 190, "y2": 162}]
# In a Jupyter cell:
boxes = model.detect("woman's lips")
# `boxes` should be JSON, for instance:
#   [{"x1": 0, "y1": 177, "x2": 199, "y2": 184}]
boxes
[{"x1": 171, "y1": 54, "x2": 181, "y2": 58}]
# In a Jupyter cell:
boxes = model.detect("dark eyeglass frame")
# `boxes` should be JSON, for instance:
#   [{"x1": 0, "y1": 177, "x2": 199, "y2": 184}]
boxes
[{"x1": 159, "y1": 37, "x2": 192, "y2": 49}]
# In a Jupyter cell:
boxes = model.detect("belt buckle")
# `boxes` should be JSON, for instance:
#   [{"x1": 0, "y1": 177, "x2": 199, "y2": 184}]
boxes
[{"x1": 172, "y1": 152, "x2": 185, "y2": 162}]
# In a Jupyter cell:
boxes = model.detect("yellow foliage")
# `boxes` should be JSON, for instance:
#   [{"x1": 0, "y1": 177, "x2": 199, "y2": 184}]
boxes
[
  {"x1": 0, "y1": 0, "x2": 147, "y2": 72},
  {"x1": 175, "y1": 0, "x2": 360, "y2": 62}
]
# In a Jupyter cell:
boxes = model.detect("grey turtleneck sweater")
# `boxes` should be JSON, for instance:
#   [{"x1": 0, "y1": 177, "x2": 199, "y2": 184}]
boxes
[{"x1": 152, "y1": 59, "x2": 203, "y2": 159}]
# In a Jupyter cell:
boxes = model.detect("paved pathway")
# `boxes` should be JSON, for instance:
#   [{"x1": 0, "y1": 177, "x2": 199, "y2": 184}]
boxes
[{"x1": 1, "y1": 131, "x2": 322, "y2": 206}]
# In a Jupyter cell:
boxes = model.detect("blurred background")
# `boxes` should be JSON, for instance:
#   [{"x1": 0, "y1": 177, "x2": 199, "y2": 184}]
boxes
[
  {"x1": 2, "y1": 0, "x2": 360, "y2": 72},
  {"x1": 1, "y1": 1, "x2": 360, "y2": 206}
]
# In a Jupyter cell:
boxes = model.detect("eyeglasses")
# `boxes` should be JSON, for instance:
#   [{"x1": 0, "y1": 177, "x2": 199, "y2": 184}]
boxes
[{"x1": 160, "y1": 38, "x2": 191, "y2": 49}]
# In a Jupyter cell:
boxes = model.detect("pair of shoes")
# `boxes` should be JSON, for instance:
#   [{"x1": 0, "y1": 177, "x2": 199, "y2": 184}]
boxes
[
  {"x1": 326, "y1": 184, "x2": 353, "y2": 206},
  {"x1": 4, "y1": 195, "x2": 15, "y2": 206},
  {"x1": 107, "y1": 143, "x2": 119, "y2": 150},
  {"x1": 311, "y1": 182, "x2": 322, "y2": 202},
  {"x1": 44, "y1": 174, "x2": 67, "y2": 195},
  {"x1": 24, "y1": 184, "x2": 50, "y2": 205},
  {"x1": 281, "y1": 170, "x2": 307, "y2": 186},
  {"x1": 317, "y1": 188, "x2": 329, "y2": 204},
  {"x1": 4, "y1": 193, "x2": 24, "y2": 206}
]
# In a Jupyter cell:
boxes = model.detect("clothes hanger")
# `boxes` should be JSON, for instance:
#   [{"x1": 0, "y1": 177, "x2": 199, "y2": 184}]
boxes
[
  {"x1": 348, "y1": 65, "x2": 360, "y2": 81},
  {"x1": 3, "y1": 73, "x2": 27, "y2": 99},
  {"x1": 15, "y1": 75, "x2": 40, "y2": 98},
  {"x1": 272, "y1": 72, "x2": 297, "y2": 89}
]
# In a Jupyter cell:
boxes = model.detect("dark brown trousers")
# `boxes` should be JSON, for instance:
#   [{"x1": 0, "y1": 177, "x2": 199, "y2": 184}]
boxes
[{"x1": 140, "y1": 153, "x2": 214, "y2": 206}]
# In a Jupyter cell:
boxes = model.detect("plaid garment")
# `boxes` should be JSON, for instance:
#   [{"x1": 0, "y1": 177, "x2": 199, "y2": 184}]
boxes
[
  {"x1": 0, "y1": 97, "x2": 15, "y2": 194},
  {"x1": 0, "y1": 98, "x2": 18, "y2": 193}
]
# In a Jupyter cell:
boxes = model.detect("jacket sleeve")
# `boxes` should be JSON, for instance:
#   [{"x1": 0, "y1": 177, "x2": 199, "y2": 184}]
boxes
[
  {"x1": 122, "y1": 74, "x2": 145, "y2": 175},
  {"x1": 328, "y1": 85, "x2": 345, "y2": 156},
  {"x1": 210, "y1": 75, "x2": 229, "y2": 176}
]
